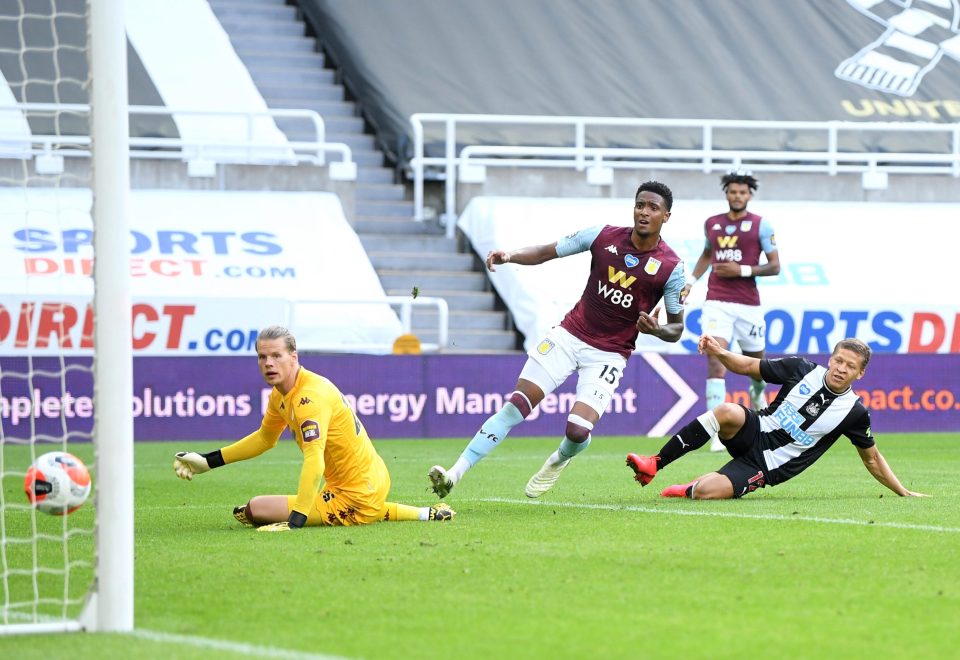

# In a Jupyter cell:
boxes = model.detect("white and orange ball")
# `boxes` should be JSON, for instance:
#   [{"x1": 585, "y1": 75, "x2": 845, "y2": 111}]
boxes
[{"x1": 24, "y1": 451, "x2": 92, "y2": 515}]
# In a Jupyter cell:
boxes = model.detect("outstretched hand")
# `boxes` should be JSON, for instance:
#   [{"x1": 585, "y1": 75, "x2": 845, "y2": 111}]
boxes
[
  {"x1": 697, "y1": 335, "x2": 724, "y2": 356},
  {"x1": 173, "y1": 451, "x2": 211, "y2": 481},
  {"x1": 485, "y1": 250, "x2": 511, "y2": 272}
]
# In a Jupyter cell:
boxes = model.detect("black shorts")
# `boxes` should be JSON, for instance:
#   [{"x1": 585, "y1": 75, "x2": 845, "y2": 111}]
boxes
[{"x1": 716, "y1": 406, "x2": 769, "y2": 498}]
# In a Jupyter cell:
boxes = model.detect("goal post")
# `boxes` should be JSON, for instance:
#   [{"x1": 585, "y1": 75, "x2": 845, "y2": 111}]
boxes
[
  {"x1": 88, "y1": 0, "x2": 134, "y2": 633},
  {"x1": 0, "y1": 0, "x2": 132, "y2": 635}
]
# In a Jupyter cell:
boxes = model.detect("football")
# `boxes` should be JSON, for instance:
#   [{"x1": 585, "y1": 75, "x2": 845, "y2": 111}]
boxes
[{"x1": 24, "y1": 452, "x2": 92, "y2": 515}]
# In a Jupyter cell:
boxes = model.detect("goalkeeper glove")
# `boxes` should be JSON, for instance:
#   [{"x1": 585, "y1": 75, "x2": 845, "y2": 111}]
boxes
[{"x1": 173, "y1": 451, "x2": 211, "y2": 480}]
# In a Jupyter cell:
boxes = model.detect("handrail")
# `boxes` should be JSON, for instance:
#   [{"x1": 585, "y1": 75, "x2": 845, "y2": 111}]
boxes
[
  {"x1": 409, "y1": 113, "x2": 960, "y2": 235},
  {"x1": 0, "y1": 102, "x2": 355, "y2": 172},
  {"x1": 291, "y1": 296, "x2": 449, "y2": 353}
]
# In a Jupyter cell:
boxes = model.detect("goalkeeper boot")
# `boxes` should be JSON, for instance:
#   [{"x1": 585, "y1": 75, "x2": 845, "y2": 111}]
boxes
[
  {"x1": 428, "y1": 465, "x2": 456, "y2": 498},
  {"x1": 625, "y1": 453, "x2": 657, "y2": 486},
  {"x1": 524, "y1": 456, "x2": 571, "y2": 498},
  {"x1": 232, "y1": 505, "x2": 253, "y2": 526},
  {"x1": 428, "y1": 503, "x2": 456, "y2": 521}
]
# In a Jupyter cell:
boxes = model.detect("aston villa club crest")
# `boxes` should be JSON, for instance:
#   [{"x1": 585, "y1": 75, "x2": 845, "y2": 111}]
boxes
[
  {"x1": 740, "y1": 220, "x2": 752, "y2": 232},
  {"x1": 624, "y1": 254, "x2": 639, "y2": 268},
  {"x1": 537, "y1": 339, "x2": 555, "y2": 355},
  {"x1": 644, "y1": 257, "x2": 661, "y2": 275}
]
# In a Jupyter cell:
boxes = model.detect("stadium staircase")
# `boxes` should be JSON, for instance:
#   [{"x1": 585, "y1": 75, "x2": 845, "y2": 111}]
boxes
[{"x1": 209, "y1": 0, "x2": 519, "y2": 352}]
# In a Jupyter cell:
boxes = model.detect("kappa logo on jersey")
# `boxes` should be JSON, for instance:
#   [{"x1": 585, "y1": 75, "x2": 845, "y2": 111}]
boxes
[
  {"x1": 299, "y1": 397, "x2": 312, "y2": 406},
  {"x1": 537, "y1": 338, "x2": 555, "y2": 355},
  {"x1": 300, "y1": 419, "x2": 320, "y2": 441},
  {"x1": 644, "y1": 257, "x2": 661, "y2": 275},
  {"x1": 716, "y1": 236, "x2": 739, "y2": 248},
  {"x1": 624, "y1": 254, "x2": 639, "y2": 268},
  {"x1": 606, "y1": 266, "x2": 637, "y2": 288},
  {"x1": 711, "y1": 223, "x2": 721, "y2": 230},
  {"x1": 605, "y1": 245, "x2": 618, "y2": 255}
]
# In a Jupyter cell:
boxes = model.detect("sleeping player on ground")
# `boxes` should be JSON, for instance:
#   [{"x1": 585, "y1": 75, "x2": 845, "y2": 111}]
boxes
[{"x1": 174, "y1": 325, "x2": 455, "y2": 530}]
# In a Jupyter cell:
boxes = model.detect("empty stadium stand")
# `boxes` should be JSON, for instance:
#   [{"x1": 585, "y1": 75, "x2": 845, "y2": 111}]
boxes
[{"x1": 212, "y1": 0, "x2": 520, "y2": 351}]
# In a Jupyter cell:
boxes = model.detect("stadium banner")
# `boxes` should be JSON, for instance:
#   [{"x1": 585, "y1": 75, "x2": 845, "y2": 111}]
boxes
[
  {"x1": 2, "y1": 354, "x2": 957, "y2": 440},
  {"x1": 459, "y1": 197, "x2": 960, "y2": 355},
  {"x1": 0, "y1": 188, "x2": 402, "y2": 355}
]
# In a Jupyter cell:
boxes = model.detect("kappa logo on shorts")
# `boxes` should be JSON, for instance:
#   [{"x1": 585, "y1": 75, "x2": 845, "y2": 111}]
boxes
[
  {"x1": 644, "y1": 257, "x2": 661, "y2": 275},
  {"x1": 300, "y1": 419, "x2": 320, "y2": 441},
  {"x1": 537, "y1": 338, "x2": 555, "y2": 355}
]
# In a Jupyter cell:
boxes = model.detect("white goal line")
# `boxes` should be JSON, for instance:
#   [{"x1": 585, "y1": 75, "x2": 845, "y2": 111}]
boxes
[{"x1": 477, "y1": 497, "x2": 960, "y2": 534}]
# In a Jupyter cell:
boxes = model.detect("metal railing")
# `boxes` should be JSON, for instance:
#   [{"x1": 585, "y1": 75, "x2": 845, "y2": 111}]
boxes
[
  {"x1": 410, "y1": 113, "x2": 960, "y2": 236},
  {"x1": 0, "y1": 102, "x2": 357, "y2": 179},
  {"x1": 291, "y1": 296, "x2": 449, "y2": 353}
]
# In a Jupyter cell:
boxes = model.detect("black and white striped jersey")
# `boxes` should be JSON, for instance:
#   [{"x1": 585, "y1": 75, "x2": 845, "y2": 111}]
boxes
[{"x1": 756, "y1": 357, "x2": 874, "y2": 485}]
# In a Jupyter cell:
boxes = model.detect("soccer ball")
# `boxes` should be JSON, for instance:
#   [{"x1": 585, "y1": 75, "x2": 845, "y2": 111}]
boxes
[{"x1": 24, "y1": 451, "x2": 92, "y2": 515}]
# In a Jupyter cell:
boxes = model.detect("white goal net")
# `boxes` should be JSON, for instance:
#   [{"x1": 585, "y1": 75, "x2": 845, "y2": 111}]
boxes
[{"x1": 0, "y1": 0, "x2": 132, "y2": 634}]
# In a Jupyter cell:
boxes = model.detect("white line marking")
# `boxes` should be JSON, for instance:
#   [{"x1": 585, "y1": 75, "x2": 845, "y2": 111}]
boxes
[
  {"x1": 477, "y1": 497, "x2": 960, "y2": 533},
  {"x1": 131, "y1": 628, "x2": 353, "y2": 660}
]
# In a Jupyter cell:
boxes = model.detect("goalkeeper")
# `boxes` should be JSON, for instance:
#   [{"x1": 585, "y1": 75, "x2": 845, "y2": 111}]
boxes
[{"x1": 174, "y1": 325, "x2": 455, "y2": 531}]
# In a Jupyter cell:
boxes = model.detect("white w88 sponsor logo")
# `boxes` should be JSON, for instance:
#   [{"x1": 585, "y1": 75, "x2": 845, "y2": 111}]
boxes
[{"x1": 597, "y1": 281, "x2": 634, "y2": 308}]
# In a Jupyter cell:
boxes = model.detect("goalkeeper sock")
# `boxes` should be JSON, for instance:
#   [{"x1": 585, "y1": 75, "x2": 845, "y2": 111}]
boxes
[
  {"x1": 380, "y1": 502, "x2": 422, "y2": 522},
  {"x1": 454, "y1": 396, "x2": 530, "y2": 478},
  {"x1": 656, "y1": 411, "x2": 719, "y2": 468}
]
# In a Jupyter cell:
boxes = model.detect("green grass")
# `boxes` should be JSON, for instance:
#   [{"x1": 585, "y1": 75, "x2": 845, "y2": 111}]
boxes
[{"x1": 2, "y1": 433, "x2": 959, "y2": 659}]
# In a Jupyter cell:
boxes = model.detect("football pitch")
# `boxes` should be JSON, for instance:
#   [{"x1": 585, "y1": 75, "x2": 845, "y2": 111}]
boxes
[{"x1": 3, "y1": 433, "x2": 959, "y2": 659}]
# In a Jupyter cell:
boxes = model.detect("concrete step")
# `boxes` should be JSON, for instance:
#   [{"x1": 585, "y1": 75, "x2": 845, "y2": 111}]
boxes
[
  {"x1": 356, "y1": 200, "x2": 413, "y2": 217},
  {"x1": 248, "y1": 68, "x2": 335, "y2": 86},
  {"x1": 421, "y1": 329, "x2": 520, "y2": 352},
  {"x1": 208, "y1": 3, "x2": 297, "y2": 20},
  {"x1": 355, "y1": 183, "x2": 404, "y2": 201},
  {"x1": 360, "y1": 234, "x2": 456, "y2": 252},
  {"x1": 387, "y1": 289, "x2": 496, "y2": 312},
  {"x1": 327, "y1": 132, "x2": 376, "y2": 150},
  {"x1": 219, "y1": 19, "x2": 305, "y2": 37},
  {"x1": 380, "y1": 270, "x2": 488, "y2": 292},
  {"x1": 258, "y1": 83, "x2": 344, "y2": 102},
  {"x1": 352, "y1": 217, "x2": 439, "y2": 234},
  {"x1": 236, "y1": 52, "x2": 327, "y2": 69},
  {"x1": 352, "y1": 151, "x2": 386, "y2": 167},
  {"x1": 356, "y1": 167, "x2": 394, "y2": 185},
  {"x1": 413, "y1": 310, "x2": 509, "y2": 331},
  {"x1": 368, "y1": 251, "x2": 475, "y2": 270},
  {"x1": 264, "y1": 98, "x2": 357, "y2": 116},
  {"x1": 230, "y1": 35, "x2": 317, "y2": 53},
  {"x1": 274, "y1": 116, "x2": 364, "y2": 140}
]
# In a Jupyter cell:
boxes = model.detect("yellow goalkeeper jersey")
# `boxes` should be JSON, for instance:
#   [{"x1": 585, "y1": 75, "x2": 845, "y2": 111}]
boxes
[{"x1": 221, "y1": 367, "x2": 389, "y2": 517}]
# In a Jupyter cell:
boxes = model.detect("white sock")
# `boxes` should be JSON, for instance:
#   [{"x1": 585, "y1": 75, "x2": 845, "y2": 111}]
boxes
[{"x1": 447, "y1": 456, "x2": 471, "y2": 483}]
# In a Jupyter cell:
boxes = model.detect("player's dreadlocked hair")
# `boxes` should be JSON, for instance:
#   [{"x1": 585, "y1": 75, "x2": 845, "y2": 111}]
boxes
[
  {"x1": 636, "y1": 180, "x2": 674, "y2": 211},
  {"x1": 721, "y1": 170, "x2": 759, "y2": 192}
]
